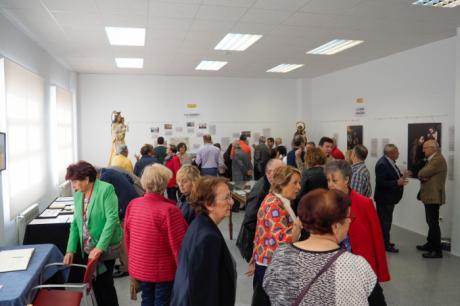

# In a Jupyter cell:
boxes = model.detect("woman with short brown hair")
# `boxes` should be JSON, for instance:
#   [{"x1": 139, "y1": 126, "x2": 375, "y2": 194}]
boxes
[{"x1": 171, "y1": 176, "x2": 237, "y2": 306}]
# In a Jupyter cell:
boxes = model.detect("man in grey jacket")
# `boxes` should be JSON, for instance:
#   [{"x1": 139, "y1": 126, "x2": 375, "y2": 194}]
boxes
[
  {"x1": 232, "y1": 140, "x2": 253, "y2": 182},
  {"x1": 253, "y1": 136, "x2": 270, "y2": 180}
]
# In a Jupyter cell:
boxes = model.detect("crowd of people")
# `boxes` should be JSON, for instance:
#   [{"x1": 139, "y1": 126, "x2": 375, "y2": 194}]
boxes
[{"x1": 61, "y1": 131, "x2": 447, "y2": 306}]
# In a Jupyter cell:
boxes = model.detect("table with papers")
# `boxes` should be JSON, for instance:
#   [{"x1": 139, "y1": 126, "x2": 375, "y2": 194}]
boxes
[{"x1": 0, "y1": 244, "x2": 67, "y2": 306}]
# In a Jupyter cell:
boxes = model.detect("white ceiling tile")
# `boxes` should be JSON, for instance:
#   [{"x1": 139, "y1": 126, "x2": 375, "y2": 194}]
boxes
[
  {"x1": 253, "y1": 0, "x2": 310, "y2": 11},
  {"x1": 239, "y1": 8, "x2": 293, "y2": 25},
  {"x1": 195, "y1": 5, "x2": 248, "y2": 21},
  {"x1": 300, "y1": 0, "x2": 362, "y2": 14},
  {"x1": 202, "y1": 0, "x2": 256, "y2": 7},
  {"x1": 102, "y1": 13, "x2": 148, "y2": 27},
  {"x1": 148, "y1": 17, "x2": 193, "y2": 31},
  {"x1": 189, "y1": 19, "x2": 234, "y2": 32},
  {"x1": 41, "y1": 0, "x2": 99, "y2": 12},
  {"x1": 146, "y1": 28, "x2": 188, "y2": 41},
  {"x1": 149, "y1": 2, "x2": 200, "y2": 18},
  {"x1": 51, "y1": 11, "x2": 102, "y2": 27},
  {"x1": 231, "y1": 22, "x2": 277, "y2": 35},
  {"x1": 95, "y1": 0, "x2": 148, "y2": 15},
  {"x1": 0, "y1": 0, "x2": 43, "y2": 9}
]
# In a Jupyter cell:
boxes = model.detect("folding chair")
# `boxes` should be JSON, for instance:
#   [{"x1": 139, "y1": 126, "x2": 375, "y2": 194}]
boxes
[{"x1": 30, "y1": 257, "x2": 99, "y2": 306}]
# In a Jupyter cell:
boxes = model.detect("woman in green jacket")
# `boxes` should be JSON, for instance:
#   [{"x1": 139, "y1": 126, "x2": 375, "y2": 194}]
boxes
[{"x1": 64, "y1": 161, "x2": 122, "y2": 306}]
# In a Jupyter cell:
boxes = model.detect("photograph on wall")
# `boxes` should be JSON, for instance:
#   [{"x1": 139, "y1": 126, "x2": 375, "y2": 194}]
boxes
[
  {"x1": 187, "y1": 128, "x2": 194, "y2": 134},
  {"x1": 347, "y1": 125, "x2": 363, "y2": 150},
  {"x1": 164, "y1": 123, "x2": 173, "y2": 130},
  {"x1": 448, "y1": 125, "x2": 454, "y2": 152},
  {"x1": 241, "y1": 131, "x2": 251, "y2": 138},
  {"x1": 370, "y1": 138, "x2": 378, "y2": 158},
  {"x1": 198, "y1": 123, "x2": 207, "y2": 129},
  {"x1": 165, "y1": 130, "x2": 173, "y2": 136},
  {"x1": 221, "y1": 137, "x2": 230, "y2": 150},
  {"x1": 209, "y1": 124, "x2": 216, "y2": 135},
  {"x1": 0, "y1": 132, "x2": 5, "y2": 171},
  {"x1": 408, "y1": 123, "x2": 441, "y2": 177},
  {"x1": 186, "y1": 122, "x2": 195, "y2": 128},
  {"x1": 150, "y1": 127, "x2": 160, "y2": 134}
]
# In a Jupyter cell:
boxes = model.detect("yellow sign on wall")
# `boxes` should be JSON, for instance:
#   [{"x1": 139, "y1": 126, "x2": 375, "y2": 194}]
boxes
[{"x1": 186, "y1": 103, "x2": 197, "y2": 109}]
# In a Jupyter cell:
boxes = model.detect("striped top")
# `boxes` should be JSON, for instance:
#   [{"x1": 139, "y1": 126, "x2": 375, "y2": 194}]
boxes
[{"x1": 124, "y1": 192, "x2": 188, "y2": 282}]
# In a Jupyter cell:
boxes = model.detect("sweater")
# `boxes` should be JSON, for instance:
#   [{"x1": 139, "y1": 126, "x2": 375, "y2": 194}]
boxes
[
  {"x1": 165, "y1": 155, "x2": 181, "y2": 188},
  {"x1": 124, "y1": 192, "x2": 188, "y2": 282}
]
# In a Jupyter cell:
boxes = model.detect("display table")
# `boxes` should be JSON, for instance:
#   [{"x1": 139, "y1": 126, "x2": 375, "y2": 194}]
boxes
[
  {"x1": 228, "y1": 180, "x2": 256, "y2": 240},
  {"x1": 0, "y1": 244, "x2": 67, "y2": 306}
]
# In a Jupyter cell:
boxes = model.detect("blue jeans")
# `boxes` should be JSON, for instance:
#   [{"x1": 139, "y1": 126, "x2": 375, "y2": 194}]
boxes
[
  {"x1": 139, "y1": 281, "x2": 173, "y2": 306},
  {"x1": 201, "y1": 167, "x2": 218, "y2": 176}
]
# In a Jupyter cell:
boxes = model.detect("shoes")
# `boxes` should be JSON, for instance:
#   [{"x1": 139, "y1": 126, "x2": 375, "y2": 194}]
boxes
[
  {"x1": 416, "y1": 244, "x2": 431, "y2": 251},
  {"x1": 422, "y1": 251, "x2": 443, "y2": 259},
  {"x1": 113, "y1": 270, "x2": 129, "y2": 278},
  {"x1": 385, "y1": 246, "x2": 399, "y2": 253}
]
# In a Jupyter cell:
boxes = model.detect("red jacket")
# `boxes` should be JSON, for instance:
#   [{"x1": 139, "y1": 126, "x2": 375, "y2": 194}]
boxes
[
  {"x1": 349, "y1": 189, "x2": 390, "y2": 282},
  {"x1": 124, "y1": 193, "x2": 188, "y2": 282},
  {"x1": 331, "y1": 147, "x2": 345, "y2": 160},
  {"x1": 166, "y1": 155, "x2": 181, "y2": 188}
]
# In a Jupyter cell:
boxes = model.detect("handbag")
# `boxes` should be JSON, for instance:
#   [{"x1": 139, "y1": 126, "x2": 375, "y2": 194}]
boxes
[{"x1": 292, "y1": 249, "x2": 346, "y2": 306}]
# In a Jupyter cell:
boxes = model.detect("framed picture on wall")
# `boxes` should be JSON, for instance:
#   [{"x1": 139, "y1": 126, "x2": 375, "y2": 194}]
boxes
[
  {"x1": 0, "y1": 132, "x2": 5, "y2": 171},
  {"x1": 347, "y1": 125, "x2": 363, "y2": 150},
  {"x1": 408, "y1": 123, "x2": 441, "y2": 177}
]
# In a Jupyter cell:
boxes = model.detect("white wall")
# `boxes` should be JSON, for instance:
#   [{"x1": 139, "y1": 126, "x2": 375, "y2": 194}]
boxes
[
  {"x1": 308, "y1": 37, "x2": 456, "y2": 239},
  {"x1": 78, "y1": 74, "x2": 300, "y2": 166},
  {"x1": 0, "y1": 13, "x2": 77, "y2": 244}
]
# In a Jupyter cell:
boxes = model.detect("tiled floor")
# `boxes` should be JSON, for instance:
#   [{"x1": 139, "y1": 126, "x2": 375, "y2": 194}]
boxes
[{"x1": 115, "y1": 211, "x2": 460, "y2": 306}]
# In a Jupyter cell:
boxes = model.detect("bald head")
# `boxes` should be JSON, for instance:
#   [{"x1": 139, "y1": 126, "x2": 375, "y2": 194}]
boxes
[
  {"x1": 265, "y1": 159, "x2": 284, "y2": 184},
  {"x1": 423, "y1": 139, "x2": 439, "y2": 158}
]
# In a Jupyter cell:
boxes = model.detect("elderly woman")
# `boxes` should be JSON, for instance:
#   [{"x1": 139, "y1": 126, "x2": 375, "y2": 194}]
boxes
[
  {"x1": 170, "y1": 176, "x2": 237, "y2": 306},
  {"x1": 64, "y1": 161, "x2": 122, "y2": 306},
  {"x1": 176, "y1": 165, "x2": 201, "y2": 224},
  {"x1": 325, "y1": 160, "x2": 390, "y2": 306},
  {"x1": 232, "y1": 140, "x2": 253, "y2": 182},
  {"x1": 134, "y1": 143, "x2": 158, "y2": 177},
  {"x1": 251, "y1": 165, "x2": 302, "y2": 306},
  {"x1": 293, "y1": 147, "x2": 328, "y2": 214},
  {"x1": 177, "y1": 142, "x2": 192, "y2": 165},
  {"x1": 124, "y1": 164, "x2": 188, "y2": 306},
  {"x1": 264, "y1": 189, "x2": 377, "y2": 305}
]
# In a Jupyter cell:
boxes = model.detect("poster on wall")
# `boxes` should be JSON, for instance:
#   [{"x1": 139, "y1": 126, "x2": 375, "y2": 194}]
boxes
[
  {"x1": 186, "y1": 122, "x2": 195, "y2": 128},
  {"x1": 0, "y1": 132, "x2": 5, "y2": 171},
  {"x1": 448, "y1": 125, "x2": 454, "y2": 152},
  {"x1": 407, "y1": 122, "x2": 441, "y2": 177},
  {"x1": 370, "y1": 138, "x2": 378, "y2": 158},
  {"x1": 164, "y1": 123, "x2": 173, "y2": 130},
  {"x1": 347, "y1": 125, "x2": 363, "y2": 150},
  {"x1": 187, "y1": 128, "x2": 194, "y2": 134},
  {"x1": 209, "y1": 124, "x2": 216, "y2": 135},
  {"x1": 198, "y1": 123, "x2": 207, "y2": 129},
  {"x1": 448, "y1": 155, "x2": 454, "y2": 181},
  {"x1": 253, "y1": 132, "x2": 261, "y2": 143},
  {"x1": 175, "y1": 126, "x2": 183, "y2": 133},
  {"x1": 221, "y1": 137, "x2": 230, "y2": 150}
]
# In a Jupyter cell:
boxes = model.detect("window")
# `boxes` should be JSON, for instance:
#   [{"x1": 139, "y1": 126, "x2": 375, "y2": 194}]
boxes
[
  {"x1": 3, "y1": 59, "x2": 47, "y2": 219},
  {"x1": 52, "y1": 86, "x2": 75, "y2": 183}
]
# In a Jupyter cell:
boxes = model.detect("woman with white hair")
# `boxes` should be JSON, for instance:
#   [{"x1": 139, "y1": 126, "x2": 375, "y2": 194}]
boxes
[{"x1": 124, "y1": 164, "x2": 188, "y2": 306}]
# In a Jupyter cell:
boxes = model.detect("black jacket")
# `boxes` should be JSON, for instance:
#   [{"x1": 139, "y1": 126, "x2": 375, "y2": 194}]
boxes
[
  {"x1": 293, "y1": 166, "x2": 328, "y2": 214},
  {"x1": 236, "y1": 176, "x2": 270, "y2": 262},
  {"x1": 171, "y1": 214, "x2": 236, "y2": 306},
  {"x1": 374, "y1": 156, "x2": 403, "y2": 205}
]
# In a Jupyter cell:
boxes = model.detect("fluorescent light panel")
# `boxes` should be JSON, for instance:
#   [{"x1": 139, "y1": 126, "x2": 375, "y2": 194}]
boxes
[
  {"x1": 267, "y1": 64, "x2": 304, "y2": 73},
  {"x1": 215, "y1": 33, "x2": 262, "y2": 51},
  {"x1": 195, "y1": 60, "x2": 227, "y2": 71},
  {"x1": 412, "y1": 0, "x2": 460, "y2": 7},
  {"x1": 105, "y1": 27, "x2": 145, "y2": 46},
  {"x1": 307, "y1": 39, "x2": 363, "y2": 55},
  {"x1": 115, "y1": 58, "x2": 144, "y2": 69}
]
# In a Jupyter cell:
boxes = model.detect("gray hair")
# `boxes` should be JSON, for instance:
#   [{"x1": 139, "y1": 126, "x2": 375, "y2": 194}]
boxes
[
  {"x1": 116, "y1": 144, "x2": 128, "y2": 154},
  {"x1": 383, "y1": 144, "x2": 397, "y2": 156},
  {"x1": 324, "y1": 160, "x2": 352, "y2": 180},
  {"x1": 259, "y1": 136, "x2": 266, "y2": 144}
]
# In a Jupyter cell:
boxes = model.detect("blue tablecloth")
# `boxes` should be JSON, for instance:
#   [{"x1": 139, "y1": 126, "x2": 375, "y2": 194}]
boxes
[{"x1": 0, "y1": 244, "x2": 67, "y2": 306}]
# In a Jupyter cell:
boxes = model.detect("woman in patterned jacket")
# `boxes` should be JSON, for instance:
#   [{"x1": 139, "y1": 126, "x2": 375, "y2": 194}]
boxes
[{"x1": 249, "y1": 165, "x2": 302, "y2": 306}]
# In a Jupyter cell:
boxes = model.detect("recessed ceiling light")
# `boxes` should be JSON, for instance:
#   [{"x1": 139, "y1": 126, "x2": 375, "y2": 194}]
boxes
[
  {"x1": 215, "y1": 33, "x2": 262, "y2": 51},
  {"x1": 267, "y1": 64, "x2": 304, "y2": 73},
  {"x1": 115, "y1": 58, "x2": 144, "y2": 69},
  {"x1": 105, "y1": 27, "x2": 146, "y2": 46},
  {"x1": 307, "y1": 39, "x2": 363, "y2": 55},
  {"x1": 195, "y1": 60, "x2": 228, "y2": 71},
  {"x1": 412, "y1": 0, "x2": 460, "y2": 7}
]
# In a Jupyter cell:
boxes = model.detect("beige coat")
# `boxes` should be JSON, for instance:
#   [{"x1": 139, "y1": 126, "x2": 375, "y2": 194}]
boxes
[{"x1": 418, "y1": 152, "x2": 447, "y2": 205}]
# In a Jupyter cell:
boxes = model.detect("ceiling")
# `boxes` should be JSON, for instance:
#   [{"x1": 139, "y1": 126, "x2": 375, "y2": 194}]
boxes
[{"x1": 0, "y1": 0, "x2": 459, "y2": 78}]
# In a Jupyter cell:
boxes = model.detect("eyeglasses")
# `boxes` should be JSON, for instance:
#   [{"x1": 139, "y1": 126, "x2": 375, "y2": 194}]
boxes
[{"x1": 216, "y1": 194, "x2": 233, "y2": 203}]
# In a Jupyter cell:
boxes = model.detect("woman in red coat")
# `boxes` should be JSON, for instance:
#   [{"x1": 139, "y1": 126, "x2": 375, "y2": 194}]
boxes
[
  {"x1": 325, "y1": 160, "x2": 390, "y2": 306},
  {"x1": 165, "y1": 144, "x2": 181, "y2": 201}
]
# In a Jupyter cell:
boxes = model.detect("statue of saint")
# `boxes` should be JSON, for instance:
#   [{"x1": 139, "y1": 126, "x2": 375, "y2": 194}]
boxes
[{"x1": 108, "y1": 111, "x2": 128, "y2": 165}]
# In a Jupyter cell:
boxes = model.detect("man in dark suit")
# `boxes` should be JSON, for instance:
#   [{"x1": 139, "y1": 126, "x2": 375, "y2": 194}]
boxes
[
  {"x1": 374, "y1": 144, "x2": 409, "y2": 253},
  {"x1": 416, "y1": 140, "x2": 447, "y2": 259},
  {"x1": 253, "y1": 136, "x2": 270, "y2": 180}
]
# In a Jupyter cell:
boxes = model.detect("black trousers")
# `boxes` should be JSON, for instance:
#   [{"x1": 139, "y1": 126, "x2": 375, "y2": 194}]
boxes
[
  {"x1": 252, "y1": 264, "x2": 271, "y2": 306},
  {"x1": 424, "y1": 203, "x2": 441, "y2": 252},
  {"x1": 376, "y1": 202, "x2": 395, "y2": 248},
  {"x1": 82, "y1": 255, "x2": 119, "y2": 306},
  {"x1": 368, "y1": 283, "x2": 387, "y2": 306},
  {"x1": 166, "y1": 187, "x2": 178, "y2": 202}
]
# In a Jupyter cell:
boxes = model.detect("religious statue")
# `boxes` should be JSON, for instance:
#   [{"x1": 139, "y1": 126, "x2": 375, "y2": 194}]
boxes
[
  {"x1": 108, "y1": 111, "x2": 128, "y2": 165},
  {"x1": 292, "y1": 121, "x2": 307, "y2": 147}
]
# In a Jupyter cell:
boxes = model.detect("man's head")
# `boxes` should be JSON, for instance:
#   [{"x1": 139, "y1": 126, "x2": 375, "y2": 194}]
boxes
[
  {"x1": 157, "y1": 136, "x2": 165, "y2": 145},
  {"x1": 117, "y1": 144, "x2": 129, "y2": 157},
  {"x1": 267, "y1": 137, "x2": 275, "y2": 148},
  {"x1": 351, "y1": 145, "x2": 368, "y2": 164},
  {"x1": 423, "y1": 139, "x2": 439, "y2": 158},
  {"x1": 239, "y1": 134, "x2": 247, "y2": 142},
  {"x1": 319, "y1": 137, "x2": 334, "y2": 156},
  {"x1": 275, "y1": 137, "x2": 282, "y2": 146},
  {"x1": 259, "y1": 136, "x2": 266, "y2": 144},
  {"x1": 383, "y1": 144, "x2": 399, "y2": 161},
  {"x1": 265, "y1": 159, "x2": 284, "y2": 184},
  {"x1": 203, "y1": 134, "x2": 212, "y2": 144},
  {"x1": 292, "y1": 135, "x2": 307, "y2": 150}
]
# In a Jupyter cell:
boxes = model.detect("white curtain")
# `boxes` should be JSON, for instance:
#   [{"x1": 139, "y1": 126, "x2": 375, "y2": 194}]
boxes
[{"x1": 55, "y1": 86, "x2": 74, "y2": 183}]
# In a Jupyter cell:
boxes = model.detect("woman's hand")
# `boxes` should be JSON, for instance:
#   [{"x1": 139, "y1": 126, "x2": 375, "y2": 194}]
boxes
[
  {"x1": 245, "y1": 258, "x2": 255, "y2": 277},
  {"x1": 89, "y1": 247, "x2": 103, "y2": 260},
  {"x1": 63, "y1": 252, "x2": 74, "y2": 265}
]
